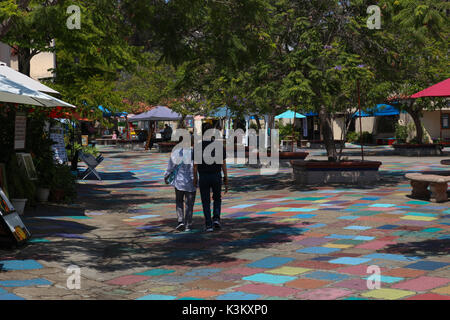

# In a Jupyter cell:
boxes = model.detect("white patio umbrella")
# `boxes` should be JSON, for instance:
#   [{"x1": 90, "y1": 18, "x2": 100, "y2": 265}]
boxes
[
  {"x1": 0, "y1": 74, "x2": 75, "y2": 108},
  {"x1": 0, "y1": 62, "x2": 59, "y2": 94}
]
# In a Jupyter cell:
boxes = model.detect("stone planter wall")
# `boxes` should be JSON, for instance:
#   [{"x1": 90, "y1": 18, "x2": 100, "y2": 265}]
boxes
[
  {"x1": 291, "y1": 160, "x2": 382, "y2": 185},
  {"x1": 393, "y1": 144, "x2": 444, "y2": 156},
  {"x1": 245, "y1": 152, "x2": 309, "y2": 168}
]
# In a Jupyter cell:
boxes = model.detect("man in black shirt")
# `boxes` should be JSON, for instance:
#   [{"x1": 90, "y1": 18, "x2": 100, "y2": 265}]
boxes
[{"x1": 193, "y1": 134, "x2": 228, "y2": 232}]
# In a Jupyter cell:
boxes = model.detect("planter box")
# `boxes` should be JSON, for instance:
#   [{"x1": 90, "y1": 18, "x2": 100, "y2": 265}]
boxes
[
  {"x1": 291, "y1": 160, "x2": 382, "y2": 185},
  {"x1": 393, "y1": 144, "x2": 444, "y2": 156},
  {"x1": 304, "y1": 140, "x2": 345, "y2": 149}
]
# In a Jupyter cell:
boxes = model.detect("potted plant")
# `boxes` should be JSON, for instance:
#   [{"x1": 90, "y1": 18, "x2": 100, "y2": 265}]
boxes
[
  {"x1": 36, "y1": 161, "x2": 55, "y2": 203},
  {"x1": 50, "y1": 164, "x2": 77, "y2": 203}
]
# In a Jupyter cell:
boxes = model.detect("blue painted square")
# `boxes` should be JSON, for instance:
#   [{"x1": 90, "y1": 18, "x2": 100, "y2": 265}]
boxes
[
  {"x1": 421, "y1": 228, "x2": 442, "y2": 233},
  {"x1": 369, "y1": 204, "x2": 395, "y2": 208},
  {"x1": 328, "y1": 257, "x2": 372, "y2": 265},
  {"x1": 353, "y1": 236, "x2": 375, "y2": 241},
  {"x1": 135, "y1": 269, "x2": 175, "y2": 276},
  {"x1": 216, "y1": 292, "x2": 261, "y2": 300},
  {"x1": 377, "y1": 225, "x2": 399, "y2": 230},
  {"x1": 290, "y1": 208, "x2": 318, "y2": 212},
  {"x1": 0, "y1": 260, "x2": 43, "y2": 271},
  {"x1": 325, "y1": 234, "x2": 354, "y2": 240},
  {"x1": 339, "y1": 216, "x2": 360, "y2": 220},
  {"x1": 304, "y1": 271, "x2": 349, "y2": 281},
  {"x1": 247, "y1": 257, "x2": 294, "y2": 269},
  {"x1": 404, "y1": 261, "x2": 449, "y2": 271},
  {"x1": 0, "y1": 278, "x2": 52, "y2": 287},
  {"x1": 360, "y1": 197, "x2": 380, "y2": 201},
  {"x1": 0, "y1": 293, "x2": 26, "y2": 300},
  {"x1": 242, "y1": 273, "x2": 297, "y2": 284},
  {"x1": 0, "y1": 288, "x2": 7, "y2": 294},
  {"x1": 344, "y1": 226, "x2": 372, "y2": 230},
  {"x1": 136, "y1": 294, "x2": 176, "y2": 300},
  {"x1": 307, "y1": 223, "x2": 327, "y2": 229},
  {"x1": 362, "y1": 253, "x2": 420, "y2": 262},
  {"x1": 297, "y1": 247, "x2": 340, "y2": 254},
  {"x1": 185, "y1": 268, "x2": 222, "y2": 277}
]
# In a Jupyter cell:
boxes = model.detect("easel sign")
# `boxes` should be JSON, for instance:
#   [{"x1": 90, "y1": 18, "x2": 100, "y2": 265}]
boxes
[{"x1": 0, "y1": 188, "x2": 31, "y2": 246}]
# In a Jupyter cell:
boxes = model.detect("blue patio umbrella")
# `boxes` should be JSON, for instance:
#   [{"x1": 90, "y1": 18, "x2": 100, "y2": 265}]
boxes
[
  {"x1": 275, "y1": 110, "x2": 306, "y2": 119},
  {"x1": 98, "y1": 105, "x2": 128, "y2": 117}
]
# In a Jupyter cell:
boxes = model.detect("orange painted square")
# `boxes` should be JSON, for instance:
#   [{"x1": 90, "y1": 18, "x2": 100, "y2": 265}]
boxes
[{"x1": 384, "y1": 268, "x2": 426, "y2": 278}]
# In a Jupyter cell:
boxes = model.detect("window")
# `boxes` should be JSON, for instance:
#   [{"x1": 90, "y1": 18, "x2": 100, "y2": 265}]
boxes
[{"x1": 442, "y1": 114, "x2": 450, "y2": 129}]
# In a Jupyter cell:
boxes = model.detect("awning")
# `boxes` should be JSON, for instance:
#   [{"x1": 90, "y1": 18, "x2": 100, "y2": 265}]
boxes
[
  {"x1": 0, "y1": 61, "x2": 59, "y2": 94},
  {"x1": 128, "y1": 106, "x2": 192, "y2": 121},
  {"x1": 353, "y1": 104, "x2": 400, "y2": 117},
  {"x1": 275, "y1": 110, "x2": 306, "y2": 119},
  {"x1": 411, "y1": 78, "x2": 450, "y2": 98}
]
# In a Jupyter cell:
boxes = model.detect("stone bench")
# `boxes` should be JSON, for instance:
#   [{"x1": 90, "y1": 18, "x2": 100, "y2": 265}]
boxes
[{"x1": 405, "y1": 172, "x2": 450, "y2": 203}]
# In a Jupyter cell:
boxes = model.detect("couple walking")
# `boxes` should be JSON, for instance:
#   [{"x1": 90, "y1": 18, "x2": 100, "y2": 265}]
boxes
[{"x1": 164, "y1": 135, "x2": 228, "y2": 232}]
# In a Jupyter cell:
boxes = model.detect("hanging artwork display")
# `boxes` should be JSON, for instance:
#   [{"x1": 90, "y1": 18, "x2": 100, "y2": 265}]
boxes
[
  {"x1": 14, "y1": 112, "x2": 27, "y2": 150},
  {"x1": 50, "y1": 125, "x2": 68, "y2": 164},
  {"x1": 16, "y1": 153, "x2": 38, "y2": 181},
  {"x1": 0, "y1": 187, "x2": 32, "y2": 246}
]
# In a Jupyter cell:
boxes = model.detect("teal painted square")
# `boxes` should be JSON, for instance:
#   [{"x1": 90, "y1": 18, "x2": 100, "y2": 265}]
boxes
[
  {"x1": 292, "y1": 214, "x2": 317, "y2": 219},
  {"x1": 353, "y1": 236, "x2": 375, "y2": 241},
  {"x1": 247, "y1": 257, "x2": 294, "y2": 269},
  {"x1": 304, "y1": 271, "x2": 348, "y2": 281},
  {"x1": 421, "y1": 228, "x2": 442, "y2": 233},
  {"x1": 363, "y1": 275, "x2": 404, "y2": 283},
  {"x1": 369, "y1": 204, "x2": 395, "y2": 208},
  {"x1": 0, "y1": 278, "x2": 52, "y2": 287},
  {"x1": 216, "y1": 292, "x2": 261, "y2": 300},
  {"x1": 136, "y1": 294, "x2": 176, "y2": 300},
  {"x1": 405, "y1": 201, "x2": 429, "y2": 205},
  {"x1": 405, "y1": 212, "x2": 437, "y2": 217},
  {"x1": 297, "y1": 247, "x2": 340, "y2": 254},
  {"x1": 339, "y1": 216, "x2": 360, "y2": 220},
  {"x1": 242, "y1": 273, "x2": 297, "y2": 284},
  {"x1": 135, "y1": 269, "x2": 175, "y2": 276}
]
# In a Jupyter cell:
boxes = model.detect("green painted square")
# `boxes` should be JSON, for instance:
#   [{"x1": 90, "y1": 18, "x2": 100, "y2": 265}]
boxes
[
  {"x1": 333, "y1": 239, "x2": 366, "y2": 245},
  {"x1": 353, "y1": 211, "x2": 379, "y2": 216},
  {"x1": 405, "y1": 201, "x2": 429, "y2": 205},
  {"x1": 135, "y1": 269, "x2": 175, "y2": 276}
]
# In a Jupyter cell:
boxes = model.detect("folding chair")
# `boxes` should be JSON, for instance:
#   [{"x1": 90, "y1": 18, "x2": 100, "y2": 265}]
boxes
[{"x1": 79, "y1": 152, "x2": 104, "y2": 180}]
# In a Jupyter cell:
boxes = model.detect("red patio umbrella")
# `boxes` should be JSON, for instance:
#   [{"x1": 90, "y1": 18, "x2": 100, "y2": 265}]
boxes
[{"x1": 411, "y1": 78, "x2": 450, "y2": 98}]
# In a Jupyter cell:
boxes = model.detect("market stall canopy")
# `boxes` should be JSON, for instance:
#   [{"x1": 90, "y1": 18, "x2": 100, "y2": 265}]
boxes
[
  {"x1": 353, "y1": 104, "x2": 400, "y2": 117},
  {"x1": 275, "y1": 110, "x2": 306, "y2": 119},
  {"x1": 128, "y1": 106, "x2": 192, "y2": 121},
  {"x1": 411, "y1": 78, "x2": 450, "y2": 98},
  {"x1": 0, "y1": 74, "x2": 75, "y2": 108},
  {"x1": 0, "y1": 61, "x2": 59, "y2": 94}
]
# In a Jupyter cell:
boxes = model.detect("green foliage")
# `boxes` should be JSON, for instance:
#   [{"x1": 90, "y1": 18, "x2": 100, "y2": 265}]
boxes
[
  {"x1": 51, "y1": 164, "x2": 77, "y2": 203},
  {"x1": 6, "y1": 154, "x2": 36, "y2": 205},
  {"x1": 346, "y1": 131, "x2": 373, "y2": 144},
  {"x1": 395, "y1": 123, "x2": 408, "y2": 142},
  {"x1": 346, "y1": 131, "x2": 359, "y2": 143}
]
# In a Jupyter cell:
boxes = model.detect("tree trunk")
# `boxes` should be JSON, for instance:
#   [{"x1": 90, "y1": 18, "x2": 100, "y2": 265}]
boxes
[
  {"x1": 318, "y1": 105, "x2": 337, "y2": 161},
  {"x1": 18, "y1": 48, "x2": 32, "y2": 77},
  {"x1": 409, "y1": 110, "x2": 424, "y2": 144}
]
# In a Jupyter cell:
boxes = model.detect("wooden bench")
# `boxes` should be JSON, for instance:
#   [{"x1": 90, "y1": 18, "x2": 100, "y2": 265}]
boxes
[{"x1": 405, "y1": 172, "x2": 450, "y2": 203}]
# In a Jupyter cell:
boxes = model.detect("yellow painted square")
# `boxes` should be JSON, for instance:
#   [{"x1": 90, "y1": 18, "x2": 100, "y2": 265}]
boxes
[
  {"x1": 400, "y1": 216, "x2": 437, "y2": 221},
  {"x1": 266, "y1": 267, "x2": 312, "y2": 276},
  {"x1": 361, "y1": 288, "x2": 415, "y2": 300},
  {"x1": 123, "y1": 219, "x2": 136, "y2": 222},
  {"x1": 314, "y1": 200, "x2": 329, "y2": 203},
  {"x1": 431, "y1": 285, "x2": 450, "y2": 295},
  {"x1": 323, "y1": 243, "x2": 354, "y2": 249},
  {"x1": 268, "y1": 207, "x2": 291, "y2": 212},
  {"x1": 279, "y1": 218, "x2": 299, "y2": 222}
]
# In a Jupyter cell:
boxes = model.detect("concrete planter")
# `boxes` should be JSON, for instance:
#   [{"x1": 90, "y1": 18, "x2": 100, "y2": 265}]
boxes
[
  {"x1": 304, "y1": 140, "x2": 345, "y2": 149},
  {"x1": 36, "y1": 187, "x2": 50, "y2": 203},
  {"x1": 393, "y1": 144, "x2": 444, "y2": 156},
  {"x1": 291, "y1": 160, "x2": 382, "y2": 185}
]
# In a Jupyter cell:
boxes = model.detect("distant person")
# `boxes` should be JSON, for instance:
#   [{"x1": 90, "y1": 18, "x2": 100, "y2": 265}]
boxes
[
  {"x1": 193, "y1": 124, "x2": 228, "y2": 232},
  {"x1": 162, "y1": 124, "x2": 173, "y2": 141},
  {"x1": 164, "y1": 136, "x2": 196, "y2": 232},
  {"x1": 112, "y1": 131, "x2": 118, "y2": 140}
]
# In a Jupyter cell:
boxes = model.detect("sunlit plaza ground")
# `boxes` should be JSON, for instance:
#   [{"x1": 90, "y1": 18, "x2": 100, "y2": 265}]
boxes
[{"x1": 0, "y1": 145, "x2": 449, "y2": 300}]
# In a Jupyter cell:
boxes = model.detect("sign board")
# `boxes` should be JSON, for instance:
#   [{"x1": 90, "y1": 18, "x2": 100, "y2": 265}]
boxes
[
  {"x1": 0, "y1": 188, "x2": 31, "y2": 246},
  {"x1": 14, "y1": 112, "x2": 27, "y2": 150},
  {"x1": 81, "y1": 135, "x2": 89, "y2": 146},
  {"x1": 50, "y1": 127, "x2": 68, "y2": 164},
  {"x1": 16, "y1": 153, "x2": 38, "y2": 181}
]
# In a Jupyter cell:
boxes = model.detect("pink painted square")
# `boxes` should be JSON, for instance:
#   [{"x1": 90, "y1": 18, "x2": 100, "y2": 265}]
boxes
[
  {"x1": 337, "y1": 265, "x2": 381, "y2": 276},
  {"x1": 333, "y1": 279, "x2": 369, "y2": 291},
  {"x1": 106, "y1": 275, "x2": 150, "y2": 286},
  {"x1": 392, "y1": 277, "x2": 450, "y2": 291},
  {"x1": 355, "y1": 241, "x2": 397, "y2": 250},
  {"x1": 237, "y1": 284, "x2": 300, "y2": 297},
  {"x1": 224, "y1": 267, "x2": 266, "y2": 276},
  {"x1": 297, "y1": 288, "x2": 353, "y2": 300}
]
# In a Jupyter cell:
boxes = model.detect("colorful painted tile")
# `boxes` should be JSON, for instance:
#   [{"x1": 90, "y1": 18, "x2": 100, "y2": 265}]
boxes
[
  {"x1": 246, "y1": 257, "x2": 294, "y2": 269},
  {"x1": 304, "y1": 271, "x2": 349, "y2": 281},
  {"x1": 242, "y1": 273, "x2": 297, "y2": 285},
  {"x1": 236, "y1": 284, "x2": 298, "y2": 297},
  {"x1": 266, "y1": 267, "x2": 312, "y2": 276},
  {"x1": 404, "y1": 261, "x2": 449, "y2": 271},
  {"x1": 391, "y1": 277, "x2": 450, "y2": 291},
  {"x1": 297, "y1": 288, "x2": 353, "y2": 300},
  {"x1": 0, "y1": 278, "x2": 52, "y2": 287},
  {"x1": 216, "y1": 292, "x2": 261, "y2": 300},
  {"x1": 135, "y1": 269, "x2": 175, "y2": 277},
  {"x1": 296, "y1": 247, "x2": 340, "y2": 254},
  {"x1": 0, "y1": 260, "x2": 43, "y2": 271},
  {"x1": 136, "y1": 294, "x2": 176, "y2": 300},
  {"x1": 360, "y1": 288, "x2": 415, "y2": 300},
  {"x1": 106, "y1": 275, "x2": 150, "y2": 286},
  {"x1": 328, "y1": 257, "x2": 372, "y2": 265}
]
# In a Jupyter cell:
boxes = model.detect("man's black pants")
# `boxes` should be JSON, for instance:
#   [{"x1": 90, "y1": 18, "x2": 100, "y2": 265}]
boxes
[{"x1": 199, "y1": 172, "x2": 222, "y2": 227}]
